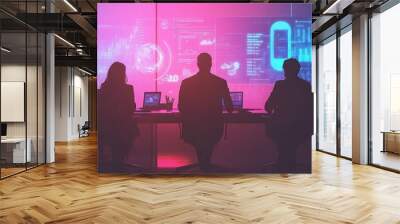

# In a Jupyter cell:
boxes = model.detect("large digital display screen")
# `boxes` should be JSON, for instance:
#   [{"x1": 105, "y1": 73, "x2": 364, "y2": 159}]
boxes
[
  {"x1": 97, "y1": 3, "x2": 312, "y2": 174},
  {"x1": 98, "y1": 3, "x2": 311, "y2": 109}
]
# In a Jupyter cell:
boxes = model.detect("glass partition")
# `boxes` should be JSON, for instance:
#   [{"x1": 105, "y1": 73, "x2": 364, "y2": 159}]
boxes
[
  {"x1": 1, "y1": 31, "x2": 28, "y2": 177},
  {"x1": 317, "y1": 36, "x2": 337, "y2": 154},
  {"x1": 0, "y1": 1, "x2": 46, "y2": 179}
]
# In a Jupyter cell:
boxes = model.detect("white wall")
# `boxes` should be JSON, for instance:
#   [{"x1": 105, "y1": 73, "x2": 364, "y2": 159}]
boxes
[
  {"x1": 1, "y1": 65, "x2": 27, "y2": 140},
  {"x1": 55, "y1": 67, "x2": 89, "y2": 141},
  {"x1": 72, "y1": 73, "x2": 89, "y2": 138},
  {"x1": 55, "y1": 67, "x2": 70, "y2": 141},
  {"x1": 1, "y1": 65, "x2": 40, "y2": 137}
]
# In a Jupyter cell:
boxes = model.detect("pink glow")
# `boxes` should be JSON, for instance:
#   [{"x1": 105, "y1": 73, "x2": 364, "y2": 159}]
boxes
[{"x1": 157, "y1": 155, "x2": 194, "y2": 168}]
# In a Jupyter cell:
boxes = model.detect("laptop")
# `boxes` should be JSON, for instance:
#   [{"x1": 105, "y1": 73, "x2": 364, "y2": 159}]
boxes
[
  {"x1": 143, "y1": 92, "x2": 161, "y2": 110},
  {"x1": 230, "y1": 92, "x2": 243, "y2": 110},
  {"x1": 223, "y1": 91, "x2": 243, "y2": 111}
]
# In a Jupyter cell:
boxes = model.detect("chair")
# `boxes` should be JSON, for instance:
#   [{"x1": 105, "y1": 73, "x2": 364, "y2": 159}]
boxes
[{"x1": 79, "y1": 121, "x2": 90, "y2": 138}]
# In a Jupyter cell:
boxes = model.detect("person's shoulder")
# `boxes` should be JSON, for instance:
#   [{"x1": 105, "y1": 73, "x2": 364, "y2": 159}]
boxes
[
  {"x1": 182, "y1": 75, "x2": 196, "y2": 83},
  {"x1": 294, "y1": 78, "x2": 311, "y2": 92},
  {"x1": 210, "y1": 73, "x2": 227, "y2": 83},
  {"x1": 122, "y1": 84, "x2": 133, "y2": 91},
  {"x1": 182, "y1": 74, "x2": 201, "y2": 88},
  {"x1": 117, "y1": 83, "x2": 133, "y2": 91},
  {"x1": 274, "y1": 80, "x2": 284, "y2": 87},
  {"x1": 298, "y1": 78, "x2": 311, "y2": 87}
]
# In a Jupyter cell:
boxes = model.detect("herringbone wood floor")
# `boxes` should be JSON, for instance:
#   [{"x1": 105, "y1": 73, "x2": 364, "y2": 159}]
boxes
[{"x1": 1, "y1": 135, "x2": 400, "y2": 224}]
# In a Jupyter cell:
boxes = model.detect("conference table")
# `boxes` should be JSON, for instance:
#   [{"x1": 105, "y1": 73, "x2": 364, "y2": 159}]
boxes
[
  {"x1": 134, "y1": 109, "x2": 269, "y2": 123},
  {"x1": 131, "y1": 109, "x2": 270, "y2": 171}
]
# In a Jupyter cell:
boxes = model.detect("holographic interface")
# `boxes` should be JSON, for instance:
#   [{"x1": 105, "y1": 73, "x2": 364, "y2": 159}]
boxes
[{"x1": 98, "y1": 3, "x2": 312, "y2": 109}]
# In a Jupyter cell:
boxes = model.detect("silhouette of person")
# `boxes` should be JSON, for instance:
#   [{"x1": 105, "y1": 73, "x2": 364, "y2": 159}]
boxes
[
  {"x1": 98, "y1": 62, "x2": 139, "y2": 172},
  {"x1": 265, "y1": 58, "x2": 313, "y2": 173},
  {"x1": 178, "y1": 53, "x2": 233, "y2": 172}
]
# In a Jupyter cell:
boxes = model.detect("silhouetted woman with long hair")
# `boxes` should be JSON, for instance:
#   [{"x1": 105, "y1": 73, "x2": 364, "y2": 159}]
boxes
[{"x1": 98, "y1": 62, "x2": 139, "y2": 172}]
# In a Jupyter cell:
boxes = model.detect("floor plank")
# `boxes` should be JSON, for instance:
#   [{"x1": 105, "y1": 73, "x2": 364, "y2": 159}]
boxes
[{"x1": 1, "y1": 135, "x2": 400, "y2": 223}]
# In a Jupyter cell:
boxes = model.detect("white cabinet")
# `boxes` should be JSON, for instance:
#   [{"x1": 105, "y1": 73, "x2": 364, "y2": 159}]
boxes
[{"x1": 1, "y1": 138, "x2": 32, "y2": 163}]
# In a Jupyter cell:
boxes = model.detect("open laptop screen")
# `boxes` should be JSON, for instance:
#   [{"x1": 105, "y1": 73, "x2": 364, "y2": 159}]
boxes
[
  {"x1": 223, "y1": 92, "x2": 243, "y2": 110},
  {"x1": 143, "y1": 92, "x2": 161, "y2": 108},
  {"x1": 230, "y1": 92, "x2": 243, "y2": 109}
]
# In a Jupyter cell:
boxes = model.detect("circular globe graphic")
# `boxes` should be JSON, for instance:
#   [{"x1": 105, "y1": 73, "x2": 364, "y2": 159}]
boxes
[{"x1": 134, "y1": 43, "x2": 164, "y2": 73}]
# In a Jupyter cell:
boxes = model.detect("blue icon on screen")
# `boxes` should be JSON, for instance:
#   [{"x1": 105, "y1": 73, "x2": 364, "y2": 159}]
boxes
[{"x1": 270, "y1": 21, "x2": 292, "y2": 71}]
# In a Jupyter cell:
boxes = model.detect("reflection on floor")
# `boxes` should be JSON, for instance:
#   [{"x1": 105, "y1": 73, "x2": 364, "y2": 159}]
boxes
[
  {"x1": 341, "y1": 148, "x2": 352, "y2": 158},
  {"x1": 0, "y1": 167, "x2": 25, "y2": 178},
  {"x1": 373, "y1": 150, "x2": 400, "y2": 171},
  {"x1": 0, "y1": 135, "x2": 400, "y2": 223},
  {"x1": 0, "y1": 163, "x2": 42, "y2": 179}
]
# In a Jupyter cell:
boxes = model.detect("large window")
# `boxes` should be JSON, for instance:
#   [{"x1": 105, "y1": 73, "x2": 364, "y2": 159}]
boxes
[
  {"x1": 317, "y1": 36, "x2": 337, "y2": 154},
  {"x1": 316, "y1": 27, "x2": 353, "y2": 158},
  {"x1": 371, "y1": 4, "x2": 400, "y2": 171},
  {"x1": 339, "y1": 28, "x2": 352, "y2": 158}
]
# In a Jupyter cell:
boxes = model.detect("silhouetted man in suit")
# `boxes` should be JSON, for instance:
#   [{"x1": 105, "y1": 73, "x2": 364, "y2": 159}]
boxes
[
  {"x1": 265, "y1": 58, "x2": 313, "y2": 172},
  {"x1": 178, "y1": 53, "x2": 233, "y2": 171}
]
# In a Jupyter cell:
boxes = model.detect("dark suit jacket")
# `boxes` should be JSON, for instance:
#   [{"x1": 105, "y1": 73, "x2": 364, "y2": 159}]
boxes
[
  {"x1": 98, "y1": 83, "x2": 139, "y2": 146},
  {"x1": 178, "y1": 72, "x2": 233, "y2": 146},
  {"x1": 265, "y1": 77, "x2": 313, "y2": 141}
]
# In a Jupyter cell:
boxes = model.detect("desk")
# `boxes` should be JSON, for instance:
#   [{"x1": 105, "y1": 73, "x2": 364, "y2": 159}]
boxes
[
  {"x1": 134, "y1": 110, "x2": 269, "y2": 123},
  {"x1": 99, "y1": 110, "x2": 311, "y2": 173},
  {"x1": 382, "y1": 131, "x2": 400, "y2": 154},
  {"x1": 1, "y1": 138, "x2": 32, "y2": 164},
  {"x1": 131, "y1": 110, "x2": 270, "y2": 170}
]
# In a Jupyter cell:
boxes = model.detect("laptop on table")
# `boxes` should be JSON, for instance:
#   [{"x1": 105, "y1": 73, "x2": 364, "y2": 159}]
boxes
[
  {"x1": 223, "y1": 91, "x2": 243, "y2": 111},
  {"x1": 142, "y1": 92, "x2": 161, "y2": 111}
]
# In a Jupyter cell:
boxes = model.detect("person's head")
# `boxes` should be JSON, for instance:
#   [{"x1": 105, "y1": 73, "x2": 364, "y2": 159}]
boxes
[
  {"x1": 197, "y1": 53, "x2": 212, "y2": 73},
  {"x1": 104, "y1": 62, "x2": 127, "y2": 86},
  {"x1": 283, "y1": 58, "x2": 301, "y2": 79}
]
